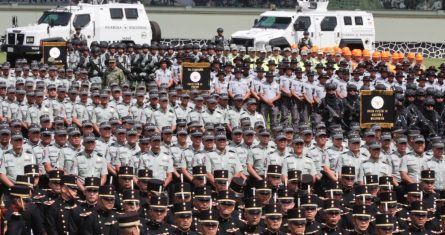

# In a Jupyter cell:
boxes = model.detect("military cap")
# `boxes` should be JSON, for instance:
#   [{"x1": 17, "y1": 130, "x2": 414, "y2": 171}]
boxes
[
  {"x1": 84, "y1": 177, "x2": 100, "y2": 189},
  {"x1": 432, "y1": 142, "x2": 444, "y2": 149},
  {"x1": 99, "y1": 122, "x2": 112, "y2": 129},
  {"x1": 118, "y1": 212, "x2": 140, "y2": 228},
  {"x1": 421, "y1": 170, "x2": 435, "y2": 181},
  {"x1": 243, "y1": 127, "x2": 256, "y2": 135},
  {"x1": 137, "y1": 169, "x2": 153, "y2": 180},
  {"x1": 352, "y1": 205, "x2": 371, "y2": 218},
  {"x1": 198, "y1": 210, "x2": 219, "y2": 222},
  {"x1": 267, "y1": 165, "x2": 282, "y2": 176},
  {"x1": 325, "y1": 181, "x2": 342, "y2": 193},
  {"x1": 149, "y1": 194, "x2": 169, "y2": 208},
  {"x1": 410, "y1": 201, "x2": 427, "y2": 213},
  {"x1": 15, "y1": 175, "x2": 34, "y2": 188},
  {"x1": 202, "y1": 132, "x2": 215, "y2": 141},
  {"x1": 118, "y1": 166, "x2": 134, "y2": 177},
  {"x1": 39, "y1": 114, "x2": 50, "y2": 122},
  {"x1": 379, "y1": 192, "x2": 397, "y2": 203},
  {"x1": 11, "y1": 133, "x2": 23, "y2": 141},
  {"x1": 10, "y1": 185, "x2": 31, "y2": 198},
  {"x1": 24, "y1": 164, "x2": 39, "y2": 176},
  {"x1": 68, "y1": 128, "x2": 81, "y2": 136},
  {"x1": 49, "y1": 170, "x2": 63, "y2": 181},
  {"x1": 375, "y1": 214, "x2": 395, "y2": 227},
  {"x1": 300, "y1": 194, "x2": 318, "y2": 207},
  {"x1": 173, "y1": 202, "x2": 193, "y2": 215},
  {"x1": 150, "y1": 134, "x2": 162, "y2": 141},
  {"x1": 83, "y1": 133, "x2": 96, "y2": 143},
  {"x1": 147, "y1": 179, "x2": 164, "y2": 193},
  {"x1": 214, "y1": 170, "x2": 228, "y2": 180},
  {"x1": 323, "y1": 199, "x2": 341, "y2": 212},
  {"x1": 215, "y1": 132, "x2": 227, "y2": 140},
  {"x1": 277, "y1": 187, "x2": 293, "y2": 199},
  {"x1": 348, "y1": 135, "x2": 361, "y2": 143},
  {"x1": 288, "y1": 170, "x2": 302, "y2": 182},
  {"x1": 192, "y1": 165, "x2": 206, "y2": 177},
  {"x1": 108, "y1": 58, "x2": 116, "y2": 63},
  {"x1": 174, "y1": 183, "x2": 191, "y2": 196},
  {"x1": 363, "y1": 175, "x2": 377, "y2": 185},
  {"x1": 355, "y1": 186, "x2": 371, "y2": 196},
  {"x1": 288, "y1": 208, "x2": 306, "y2": 222},
  {"x1": 176, "y1": 128, "x2": 188, "y2": 136},
  {"x1": 245, "y1": 198, "x2": 262, "y2": 210},
  {"x1": 0, "y1": 127, "x2": 11, "y2": 135},
  {"x1": 61, "y1": 175, "x2": 78, "y2": 188},
  {"x1": 217, "y1": 190, "x2": 236, "y2": 202},
  {"x1": 233, "y1": 94, "x2": 243, "y2": 101},
  {"x1": 275, "y1": 133, "x2": 286, "y2": 141},
  {"x1": 369, "y1": 142, "x2": 381, "y2": 150},
  {"x1": 122, "y1": 189, "x2": 139, "y2": 202},
  {"x1": 414, "y1": 135, "x2": 425, "y2": 143},
  {"x1": 144, "y1": 123, "x2": 156, "y2": 131},
  {"x1": 300, "y1": 174, "x2": 314, "y2": 191},
  {"x1": 229, "y1": 177, "x2": 245, "y2": 196},
  {"x1": 259, "y1": 129, "x2": 270, "y2": 136},
  {"x1": 264, "y1": 203, "x2": 283, "y2": 216},
  {"x1": 194, "y1": 186, "x2": 212, "y2": 198},
  {"x1": 379, "y1": 176, "x2": 393, "y2": 188},
  {"x1": 255, "y1": 180, "x2": 271, "y2": 192},
  {"x1": 99, "y1": 185, "x2": 116, "y2": 198}
]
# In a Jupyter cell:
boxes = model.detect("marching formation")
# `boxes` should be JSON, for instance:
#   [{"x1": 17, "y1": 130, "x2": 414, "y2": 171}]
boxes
[{"x1": 0, "y1": 30, "x2": 444, "y2": 234}]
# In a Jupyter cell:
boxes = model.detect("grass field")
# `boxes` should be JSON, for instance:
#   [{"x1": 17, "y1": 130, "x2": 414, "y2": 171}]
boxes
[{"x1": 0, "y1": 52, "x2": 443, "y2": 68}]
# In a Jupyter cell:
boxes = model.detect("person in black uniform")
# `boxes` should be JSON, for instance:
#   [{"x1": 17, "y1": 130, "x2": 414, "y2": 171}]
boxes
[
  {"x1": 318, "y1": 83, "x2": 345, "y2": 129},
  {"x1": 287, "y1": 208, "x2": 306, "y2": 235},
  {"x1": 300, "y1": 194, "x2": 321, "y2": 234},
  {"x1": 144, "y1": 194, "x2": 174, "y2": 234},
  {"x1": 376, "y1": 192, "x2": 408, "y2": 234},
  {"x1": 137, "y1": 169, "x2": 153, "y2": 198},
  {"x1": 403, "y1": 201, "x2": 430, "y2": 235},
  {"x1": 3, "y1": 185, "x2": 45, "y2": 235},
  {"x1": 172, "y1": 202, "x2": 199, "y2": 235},
  {"x1": 73, "y1": 177, "x2": 100, "y2": 228},
  {"x1": 197, "y1": 210, "x2": 219, "y2": 235},
  {"x1": 241, "y1": 197, "x2": 265, "y2": 234},
  {"x1": 262, "y1": 203, "x2": 285, "y2": 235},
  {"x1": 340, "y1": 166, "x2": 356, "y2": 210},
  {"x1": 374, "y1": 214, "x2": 396, "y2": 235},
  {"x1": 286, "y1": 170, "x2": 301, "y2": 194},
  {"x1": 254, "y1": 180, "x2": 273, "y2": 208},
  {"x1": 216, "y1": 190, "x2": 243, "y2": 234},
  {"x1": 277, "y1": 186, "x2": 295, "y2": 233},
  {"x1": 118, "y1": 212, "x2": 141, "y2": 235},
  {"x1": 192, "y1": 186, "x2": 212, "y2": 230},
  {"x1": 419, "y1": 170, "x2": 437, "y2": 211},
  {"x1": 214, "y1": 28, "x2": 225, "y2": 48},
  {"x1": 116, "y1": 166, "x2": 136, "y2": 212},
  {"x1": 45, "y1": 174, "x2": 79, "y2": 235},
  {"x1": 320, "y1": 199, "x2": 348, "y2": 235},
  {"x1": 40, "y1": 170, "x2": 64, "y2": 207},
  {"x1": 122, "y1": 189, "x2": 141, "y2": 214},
  {"x1": 348, "y1": 205, "x2": 372, "y2": 235},
  {"x1": 82, "y1": 184, "x2": 119, "y2": 235}
]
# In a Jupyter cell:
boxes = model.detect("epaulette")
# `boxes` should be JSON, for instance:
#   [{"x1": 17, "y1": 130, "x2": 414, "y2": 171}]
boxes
[
  {"x1": 43, "y1": 200, "x2": 55, "y2": 206},
  {"x1": 80, "y1": 211, "x2": 92, "y2": 217},
  {"x1": 228, "y1": 149, "x2": 236, "y2": 153}
]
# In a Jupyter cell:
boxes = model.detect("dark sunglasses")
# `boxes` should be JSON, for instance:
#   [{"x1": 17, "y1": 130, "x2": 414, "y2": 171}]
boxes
[{"x1": 304, "y1": 206, "x2": 317, "y2": 211}]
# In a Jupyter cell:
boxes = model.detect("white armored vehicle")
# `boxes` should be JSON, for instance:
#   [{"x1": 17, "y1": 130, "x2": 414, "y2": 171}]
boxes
[
  {"x1": 1, "y1": 1, "x2": 161, "y2": 63},
  {"x1": 231, "y1": 0, "x2": 375, "y2": 51}
]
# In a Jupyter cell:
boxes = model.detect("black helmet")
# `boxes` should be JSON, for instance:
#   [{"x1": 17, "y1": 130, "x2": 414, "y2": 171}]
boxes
[
  {"x1": 325, "y1": 83, "x2": 337, "y2": 90},
  {"x1": 425, "y1": 98, "x2": 435, "y2": 106},
  {"x1": 142, "y1": 43, "x2": 150, "y2": 49},
  {"x1": 99, "y1": 41, "x2": 108, "y2": 48},
  {"x1": 217, "y1": 27, "x2": 224, "y2": 33},
  {"x1": 127, "y1": 42, "x2": 135, "y2": 48},
  {"x1": 90, "y1": 41, "x2": 99, "y2": 48}
]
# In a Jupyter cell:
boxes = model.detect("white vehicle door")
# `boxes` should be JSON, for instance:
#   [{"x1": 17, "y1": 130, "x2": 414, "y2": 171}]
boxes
[
  {"x1": 315, "y1": 15, "x2": 340, "y2": 48},
  {"x1": 72, "y1": 13, "x2": 94, "y2": 42}
]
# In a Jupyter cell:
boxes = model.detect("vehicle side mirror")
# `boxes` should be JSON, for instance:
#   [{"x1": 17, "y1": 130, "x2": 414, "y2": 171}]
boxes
[
  {"x1": 49, "y1": 19, "x2": 55, "y2": 28},
  {"x1": 293, "y1": 23, "x2": 298, "y2": 31},
  {"x1": 254, "y1": 19, "x2": 258, "y2": 26}
]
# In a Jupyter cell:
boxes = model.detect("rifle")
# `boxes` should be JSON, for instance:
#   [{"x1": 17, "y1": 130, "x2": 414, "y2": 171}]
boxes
[
  {"x1": 116, "y1": 57, "x2": 133, "y2": 81},
  {"x1": 88, "y1": 58, "x2": 103, "y2": 78}
]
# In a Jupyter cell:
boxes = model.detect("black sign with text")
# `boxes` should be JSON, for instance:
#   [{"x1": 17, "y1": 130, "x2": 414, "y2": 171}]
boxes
[
  {"x1": 360, "y1": 90, "x2": 395, "y2": 129},
  {"x1": 41, "y1": 41, "x2": 67, "y2": 68},
  {"x1": 182, "y1": 62, "x2": 211, "y2": 90}
]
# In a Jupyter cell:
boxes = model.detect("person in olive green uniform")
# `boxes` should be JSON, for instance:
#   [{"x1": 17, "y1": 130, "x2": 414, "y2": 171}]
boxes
[{"x1": 103, "y1": 58, "x2": 127, "y2": 88}]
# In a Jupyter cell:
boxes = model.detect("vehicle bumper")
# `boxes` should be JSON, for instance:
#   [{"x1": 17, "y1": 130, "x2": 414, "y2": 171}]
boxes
[{"x1": 1, "y1": 44, "x2": 40, "y2": 55}]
